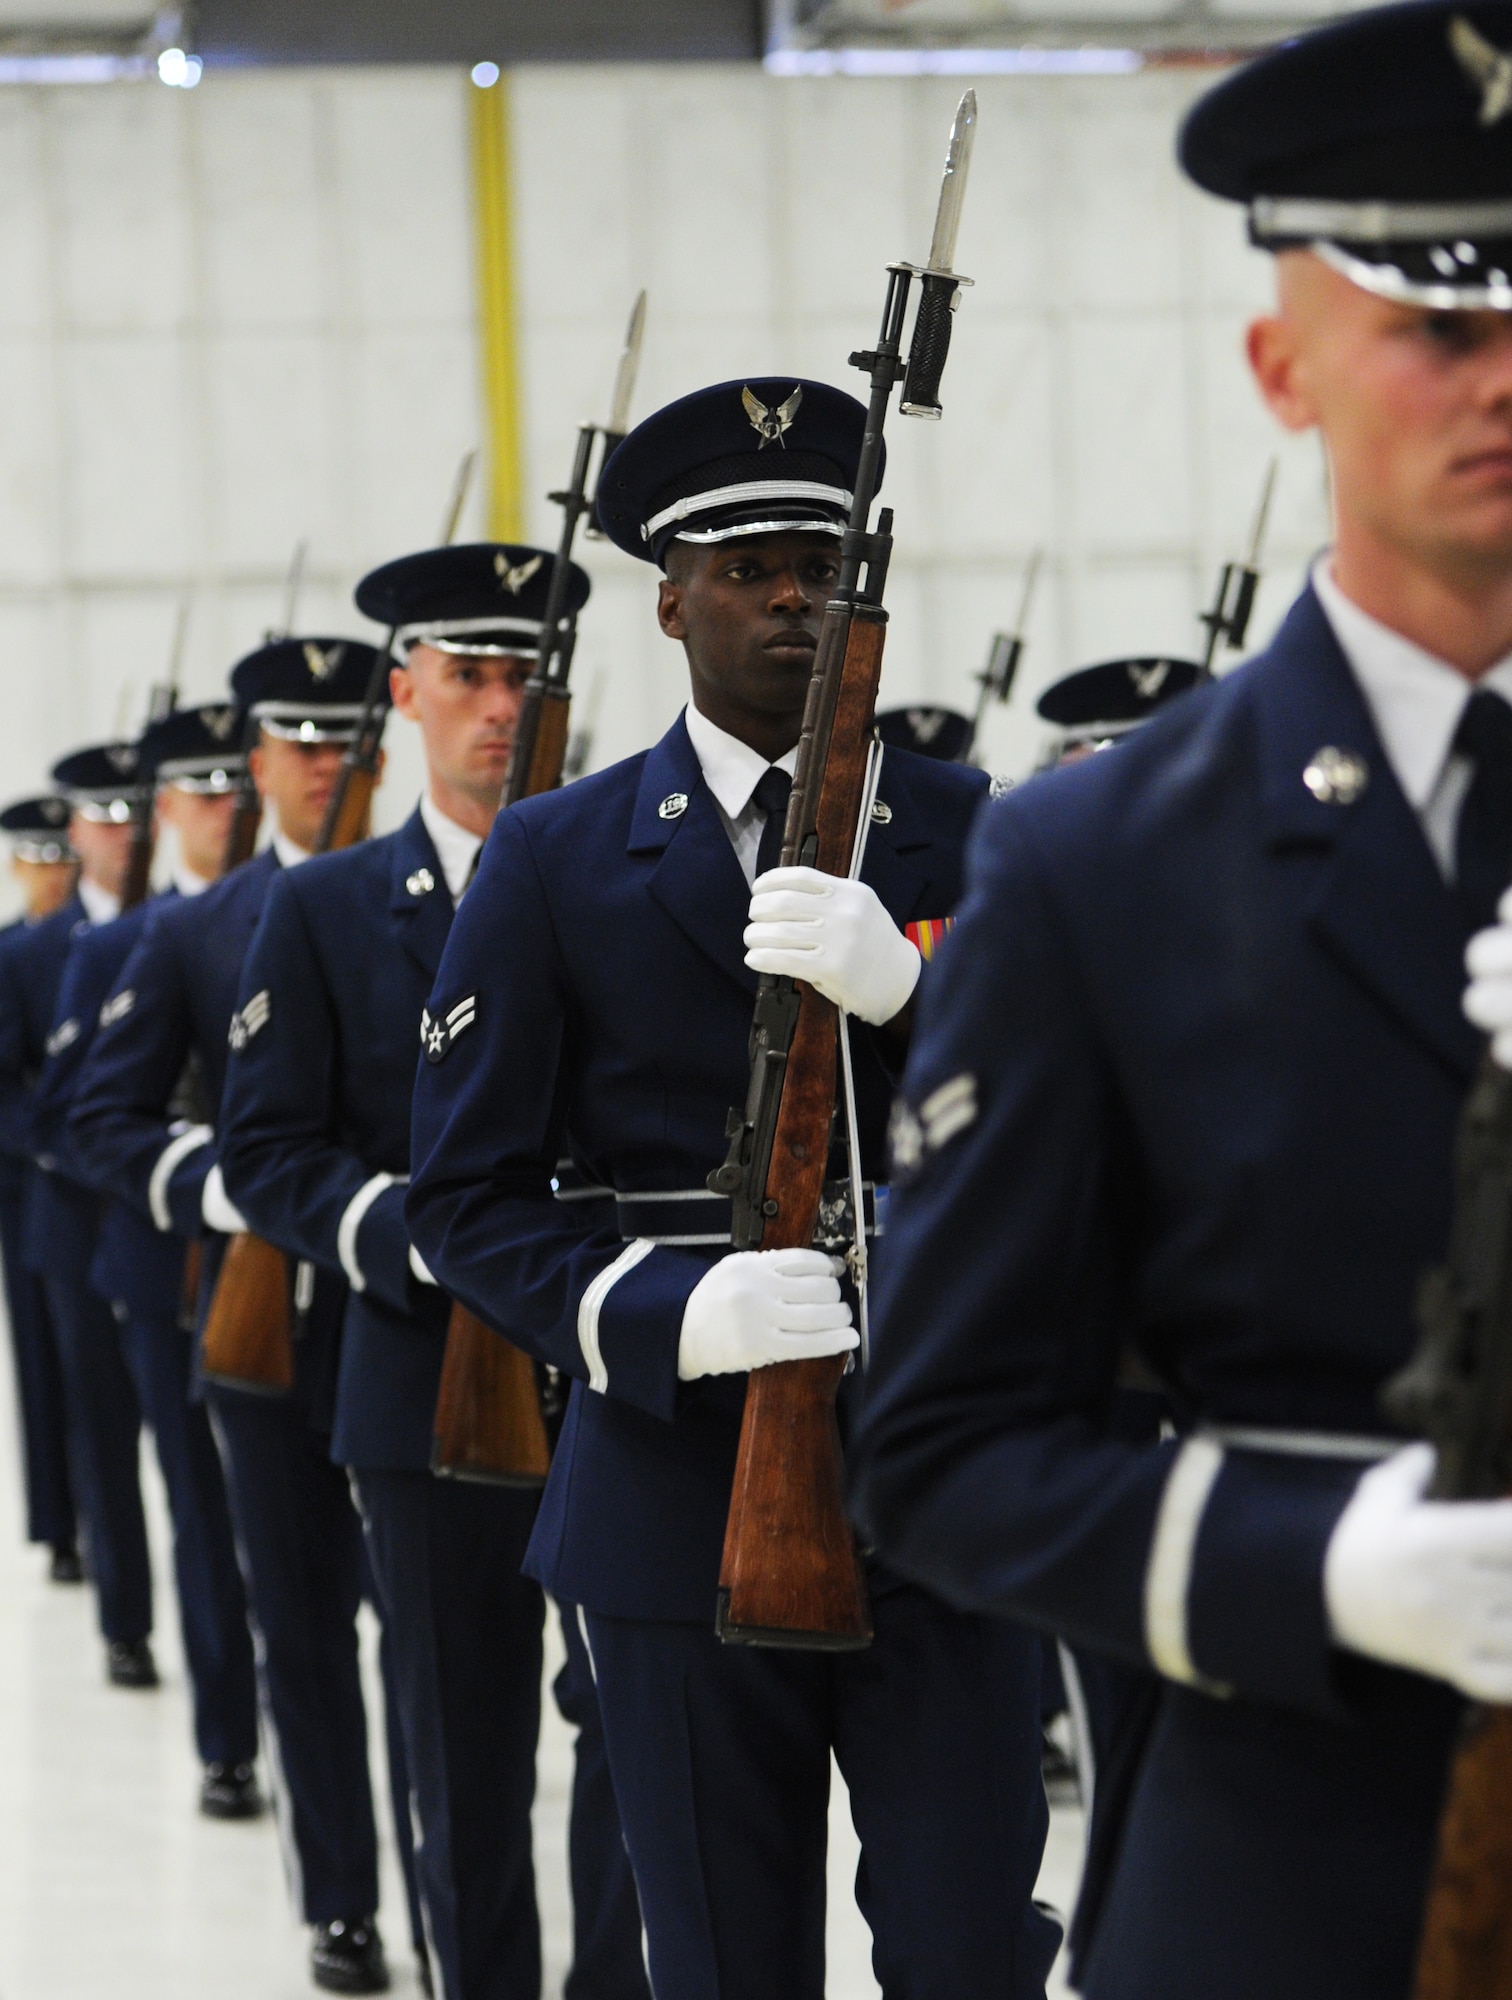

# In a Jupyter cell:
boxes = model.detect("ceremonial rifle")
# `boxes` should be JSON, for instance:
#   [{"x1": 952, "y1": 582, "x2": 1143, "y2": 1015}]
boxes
[
  {"x1": 204, "y1": 461, "x2": 477, "y2": 1394},
  {"x1": 1382, "y1": 1060, "x2": 1512, "y2": 1998},
  {"x1": 432, "y1": 292, "x2": 647, "y2": 1486},
  {"x1": 1197, "y1": 460, "x2": 1276, "y2": 678},
  {"x1": 120, "y1": 599, "x2": 188, "y2": 913},
  {"x1": 962, "y1": 550, "x2": 1040, "y2": 764},
  {"x1": 706, "y1": 93, "x2": 978, "y2": 1650},
  {"x1": 223, "y1": 540, "x2": 310, "y2": 877}
]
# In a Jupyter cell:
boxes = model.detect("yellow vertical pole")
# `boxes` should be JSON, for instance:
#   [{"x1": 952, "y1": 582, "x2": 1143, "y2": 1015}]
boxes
[{"x1": 469, "y1": 72, "x2": 525, "y2": 543}]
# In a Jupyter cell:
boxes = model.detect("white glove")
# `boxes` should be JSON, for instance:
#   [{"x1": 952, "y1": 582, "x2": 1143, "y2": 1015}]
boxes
[
  {"x1": 1323, "y1": 1442, "x2": 1512, "y2": 1701},
  {"x1": 409, "y1": 1243, "x2": 438, "y2": 1286},
  {"x1": 677, "y1": 1248, "x2": 858, "y2": 1382},
  {"x1": 744, "y1": 866, "x2": 920, "y2": 1026},
  {"x1": 201, "y1": 1163, "x2": 248, "y2": 1236},
  {"x1": 1464, "y1": 889, "x2": 1512, "y2": 1067}
]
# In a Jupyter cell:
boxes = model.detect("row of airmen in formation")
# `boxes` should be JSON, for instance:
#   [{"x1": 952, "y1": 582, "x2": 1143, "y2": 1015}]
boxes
[{"x1": 10, "y1": 4, "x2": 1512, "y2": 1995}]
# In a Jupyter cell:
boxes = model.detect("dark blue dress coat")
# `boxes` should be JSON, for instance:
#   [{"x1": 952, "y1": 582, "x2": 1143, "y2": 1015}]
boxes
[
  {"x1": 69, "y1": 849, "x2": 344, "y2": 1424},
  {"x1": 218, "y1": 810, "x2": 453, "y2": 1471},
  {"x1": 406, "y1": 713, "x2": 988, "y2": 1621},
  {"x1": 849, "y1": 586, "x2": 1474, "y2": 2000}
]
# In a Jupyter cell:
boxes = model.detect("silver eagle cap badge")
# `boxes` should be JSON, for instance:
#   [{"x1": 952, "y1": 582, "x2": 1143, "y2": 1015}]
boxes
[
  {"x1": 1129, "y1": 661, "x2": 1172, "y2": 701},
  {"x1": 303, "y1": 642, "x2": 344, "y2": 682},
  {"x1": 742, "y1": 384, "x2": 802, "y2": 449},
  {"x1": 1450, "y1": 15, "x2": 1512, "y2": 125},
  {"x1": 494, "y1": 552, "x2": 544, "y2": 596}
]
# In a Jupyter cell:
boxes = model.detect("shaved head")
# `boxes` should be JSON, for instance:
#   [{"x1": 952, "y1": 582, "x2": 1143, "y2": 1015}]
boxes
[{"x1": 1247, "y1": 249, "x2": 1512, "y2": 673}]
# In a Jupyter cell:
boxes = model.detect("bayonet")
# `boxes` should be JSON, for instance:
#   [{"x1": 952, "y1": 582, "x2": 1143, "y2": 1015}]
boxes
[
  {"x1": 606, "y1": 289, "x2": 647, "y2": 444},
  {"x1": 900, "y1": 92, "x2": 977, "y2": 420},
  {"x1": 586, "y1": 289, "x2": 649, "y2": 537},
  {"x1": 1199, "y1": 457, "x2": 1278, "y2": 676},
  {"x1": 925, "y1": 88, "x2": 977, "y2": 276},
  {"x1": 440, "y1": 448, "x2": 478, "y2": 548},
  {"x1": 965, "y1": 550, "x2": 1041, "y2": 760}
]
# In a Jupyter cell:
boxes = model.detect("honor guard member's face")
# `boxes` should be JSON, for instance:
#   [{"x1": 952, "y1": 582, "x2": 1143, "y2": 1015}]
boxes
[
  {"x1": 1180, "y1": 0, "x2": 1512, "y2": 662},
  {"x1": 247, "y1": 731, "x2": 348, "y2": 853},
  {"x1": 155, "y1": 784, "x2": 237, "y2": 880},
  {"x1": 389, "y1": 642, "x2": 531, "y2": 811},
  {"x1": 1250, "y1": 253, "x2": 1512, "y2": 571},
  {"x1": 596, "y1": 377, "x2": 871, "y2": 754},
  {"x1": 12, "y1": 855, "x2": 74, "y2": 919},
  {"x1": 657, "y1": 530, "x2": 841, "y2": 744},
  {"x1": 67, "y1": 811, "x2": 134, "y2": 897}
]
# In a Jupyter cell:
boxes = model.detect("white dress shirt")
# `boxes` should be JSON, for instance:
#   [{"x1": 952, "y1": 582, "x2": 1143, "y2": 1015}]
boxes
[
  {"x1": 172, "y1": 861, "x2": 213, "y2": 898},
  {"x1": 420, "y1": 793, "x2": 485, "y2": 906},
  {"x1": 1313, "y1": 556, "x2": 1512, "y2": 879},
  {"x1": 273, "y1": 831, "x2": 312, "y2": 872},
  {"x1": 683, "y1": 702, "x2": 799, "y2": 887},
  {"x1": 77, "y1": 877, "x2": 121, "y2": 925}
]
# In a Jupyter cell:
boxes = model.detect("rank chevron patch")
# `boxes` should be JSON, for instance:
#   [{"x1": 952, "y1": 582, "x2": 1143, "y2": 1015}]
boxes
[
  {"x1": 420, "y1": 995, "x2": 477, "y2": 1064},
  {"x1": 99, "y1": 988, "x2": 135, "y2": 1029},
  {"x1": 228, "y1": 988, "x2": 271, "y2": 1052}
]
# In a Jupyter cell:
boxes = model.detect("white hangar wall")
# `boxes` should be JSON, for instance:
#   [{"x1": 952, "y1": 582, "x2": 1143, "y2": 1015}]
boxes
[{"x1": 0, "y1": 60, "x2": 1331, "y2": 827}]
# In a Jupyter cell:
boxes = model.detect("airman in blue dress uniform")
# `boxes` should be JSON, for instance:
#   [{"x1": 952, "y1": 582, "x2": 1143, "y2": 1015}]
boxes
[
  {"x1": 218, "y1": 543, "x2": 648, "y2": 2000},
  {"x1": 406, "y1": 378, "x2": 1059, "y2": 2000},
  {"x1": 70, "y1": 640, "x2": 424, "y2": 1997},
  {"x1": 850, "y1": 8, "x2": 1512, "y2": 1993},
  {"x1": 0, "y1": 795, "x2": 80, "y2": 1583},
  {"x1": 0, "y1": 740, "x2": 161, "y2": 1688},
  {"x1": 37, "y1": 704, "x2": 263, "y2": 1815}
]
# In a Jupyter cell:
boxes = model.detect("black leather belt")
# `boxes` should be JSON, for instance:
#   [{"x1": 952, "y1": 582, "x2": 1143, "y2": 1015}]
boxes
[{"x1": 554, "y1": 1179, "x2": 889, "y2": 1248}]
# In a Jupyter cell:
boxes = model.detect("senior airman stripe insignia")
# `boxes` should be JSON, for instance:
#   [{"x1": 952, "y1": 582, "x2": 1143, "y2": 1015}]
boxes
[
  {"x1": 45, "y1": 1018, "x2": 79, "y2": 1058},
  {"x1": 99, "y1": 988, "x2": 135, "y2": 1028},
  {"x1": 228, "y1": 989, "x2": 271, "y2": 1051},
  {"x1": 906, "y1": 918, "x2": 954, "y2": 961}
]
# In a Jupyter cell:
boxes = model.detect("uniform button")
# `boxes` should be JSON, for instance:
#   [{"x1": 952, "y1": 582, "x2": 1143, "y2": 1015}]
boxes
[{"x1": 1302, "y1": 746, "x2": 1369, "y2": 805}]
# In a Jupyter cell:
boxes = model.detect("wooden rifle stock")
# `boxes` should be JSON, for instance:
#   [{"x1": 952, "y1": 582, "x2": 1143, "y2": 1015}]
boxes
[
  {"x1": 200, "y1": 1228, "x2": 295, "y2": 1394},
  {"x1": 1382, "y1": 1063, "x2": 1512, "y2": 1998},
  {"x1": 432, "y1": 1304, "x2": 551, "y2": 1486},
  {"x1": 202, "y1": 685, "x2": 385, "y2": 1395},
  {"x1": 715, "y1": 606, "x2": 885, "y2": 1649}
]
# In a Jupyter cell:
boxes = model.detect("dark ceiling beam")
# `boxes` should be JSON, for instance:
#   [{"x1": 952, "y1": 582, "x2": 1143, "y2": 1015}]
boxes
[{"x1": 195, "y1": 0, "x2": 764, "y2": 66}]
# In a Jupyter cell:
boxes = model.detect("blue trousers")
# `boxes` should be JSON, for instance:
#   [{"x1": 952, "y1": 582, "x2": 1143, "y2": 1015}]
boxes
[
  {"x1": 42, "y1": 1262, "x2": 150, "y2": 1643},
  {"x1": 208, "y1": 1388, "x2": 421, "y2": 1941},
  {"x1": 555, "y1": 1605, "x2": 649, "y2": 2000},
  {"x1": 116, "y1": 1303, "x2": 258, "y2": 1766},
  {"x1": 355, "y1": 1468, "x2": 545, "y2": 2000},
  {"x1": 587, "y1": 1582, "x2": 1059, "y2": 2000},
  {"x1": 0, "y1": 1192, "x2": 75, "y2": 1548}
]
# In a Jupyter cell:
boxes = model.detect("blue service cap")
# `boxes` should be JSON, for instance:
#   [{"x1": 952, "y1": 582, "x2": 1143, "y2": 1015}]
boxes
[
  {"x1": 0, "y1": 795, "x2": 74, "y2": 862},
  {"x1": 1037, "y1": 657, "x2": 1204, "y2": 737},
  {"x1": 596, "y1": 377, "x2": 876, "y2": 567},
  {"x1": 1181, "y1": 1, "x2": 1512, "y2": 307},
  {"x1": 139, "y1": 702, "x2": 246, "y2": 791},
  {"x1": 230, "y1": 637, "x2": 383, "y2": 743},
  {"x1": 50, "y1": 742, "x2": 151, "y2": 820},
  {"x1": 355, "y1": 544, "x2": 587, "y2": 658},
  {"x1": 875, "y1": 707, "x2": 973, "y2": 763}
]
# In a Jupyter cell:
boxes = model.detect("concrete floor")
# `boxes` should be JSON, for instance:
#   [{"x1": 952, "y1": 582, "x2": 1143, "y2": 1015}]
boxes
[{"x1": 0, "y1": 1363, "x2": 1084, "y2": 1999}]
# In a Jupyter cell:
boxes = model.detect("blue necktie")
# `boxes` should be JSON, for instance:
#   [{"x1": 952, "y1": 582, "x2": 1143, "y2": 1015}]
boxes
[
  {"x1": 1454, "y1": 689, "x2": 1512, "y2": 935},
  {"x1": 753, "y1": 767, "x2": 793, "y2": 882}
]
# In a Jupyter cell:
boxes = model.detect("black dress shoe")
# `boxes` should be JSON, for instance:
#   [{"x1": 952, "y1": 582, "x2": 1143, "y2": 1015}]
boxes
[
  {"x1": 311, "y1": 1918, "x2": 389, "y2": 1994},
  {"x1": 200, "y1": 1761, "x2": 265, "y2": 1819},
  {"x1": 49, "y1": 1544, "x2": 83, "y2": 1584},
  {"x1": 105, "y1": 1638, "x2": 159, "y2": 1689}
]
